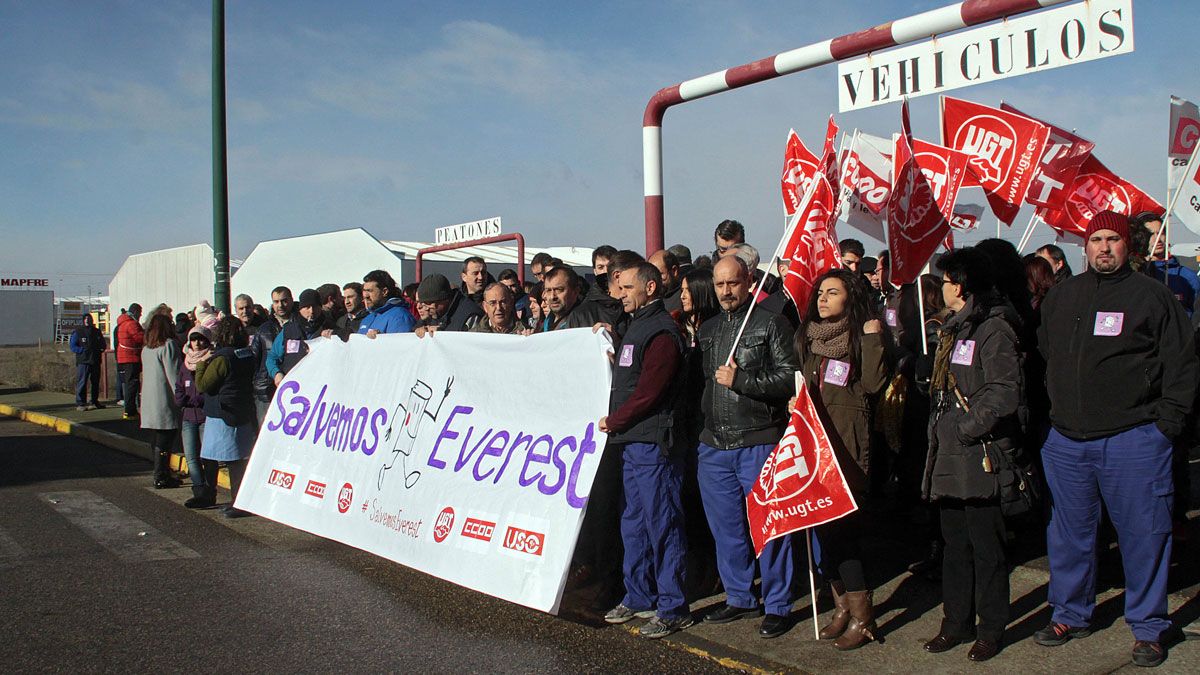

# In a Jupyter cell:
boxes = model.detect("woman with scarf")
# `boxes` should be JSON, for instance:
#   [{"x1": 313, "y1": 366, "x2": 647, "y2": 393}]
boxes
[
  {"x1": 175, "y1": 325, "x2": 212, "y2": 508},
  {"x1": 921, "y1": 248, "x2": 1022, "y2": 663},
  {"x1": 196, "y1": 317, "x2": 258, "y2": 518},
  {"x1": 140, "y1": 314, "x2": 183, "y2": 489},
  {"x1": 794, "y1": 269, "x2": 889, "y2": 651}
]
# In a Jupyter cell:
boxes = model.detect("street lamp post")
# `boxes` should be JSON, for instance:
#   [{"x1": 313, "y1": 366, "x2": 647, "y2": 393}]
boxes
[{"x1": 211, "y1": 0, "x2": 232, "y2": 314}]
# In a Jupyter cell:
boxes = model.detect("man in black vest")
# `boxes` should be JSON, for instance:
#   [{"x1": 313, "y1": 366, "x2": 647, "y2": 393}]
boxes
[
  {"x1": 69, "y1": 314, "x2": 106, "y2": 410},
  {"x1": 597, "y1": 262, "x2": 690, "y2": 638}
]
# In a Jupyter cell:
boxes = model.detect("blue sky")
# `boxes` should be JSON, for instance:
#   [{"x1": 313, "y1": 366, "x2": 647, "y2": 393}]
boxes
[{"x1": 1, "y1": 0, "x2": 1195, "y2": 296}]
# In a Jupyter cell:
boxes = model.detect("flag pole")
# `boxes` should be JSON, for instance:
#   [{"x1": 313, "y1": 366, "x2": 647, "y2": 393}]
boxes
[
  {"x1": 807, "y1": 529, "x2": 820, "y2": 640},
  {"x1": 916, "y1": 262, "x2": 930, "y2": 356},
  {"x1": 725, "y1": 174, "x2": 821, "y2": 365},
  {"x1": 1150, "y1": 142, "x2": 1200, "y2": 263},
  {"x1": 1016, "y1": 212, "x2": 1039, "y2": 253}
]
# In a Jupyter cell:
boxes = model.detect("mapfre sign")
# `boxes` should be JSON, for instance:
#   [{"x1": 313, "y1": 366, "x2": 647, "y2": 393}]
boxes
[
  {"x1": 1, "y1": 278, "x2": 50, "y2": 288},
  {"x1": 434, "y1": 217, "x2": 502, "y2": 245},
  {"x1": 837, "y1": 0, "x2": 1133, "y2": 112}
]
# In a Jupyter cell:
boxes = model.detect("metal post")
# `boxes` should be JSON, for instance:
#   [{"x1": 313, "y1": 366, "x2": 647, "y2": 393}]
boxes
[
  {"x1": 642, "y1": 0, "x2": 1071, "y2": 256},
  {"x1": 211, "y1": 0, "x2": 232, "y2": 314}
]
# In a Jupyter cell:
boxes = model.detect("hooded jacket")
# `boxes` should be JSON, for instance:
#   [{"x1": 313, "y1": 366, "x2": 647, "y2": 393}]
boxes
[
  {"x1": 1038, "y1": 265, "x2": 1198, "y2": 440},
  {"x1": 923, "y1": 298, "x2": 1024, "y2": 501},
  {"x1": 115, "y1": 313, "x2": 144, "y2": 365},
  {"x1": 358, "y1": 296, "x2": 416, "y2": 335}
]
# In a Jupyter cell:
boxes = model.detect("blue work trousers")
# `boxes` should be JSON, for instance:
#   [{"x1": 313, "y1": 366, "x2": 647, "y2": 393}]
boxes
[
  {"x1": 1042, "y1": 423, "x2": 1174, "y2": 641},
  {"x1": 619, "y1": 442, "x2": 689, "y2": 619},
  {"x1": 697, "y1": 442, "x2": 795, "y2": 616},
  {"x1": 75, "y1": 363, "x2": 99, "y2": 406}
]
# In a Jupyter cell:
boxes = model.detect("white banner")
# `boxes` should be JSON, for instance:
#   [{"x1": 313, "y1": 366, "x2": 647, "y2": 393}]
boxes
[
  {"x1": 1173, "y1": 144, "x2": 1200, "y2": 237},
  {"x1": 1169, "y1": 96, "x2": 1200, "y2": 231},
  {"x1": 837, "y1": 0, "x2": 1134, "y2": 112},
  {"x1": 236, "y1": 329, "x2": 613, "y2": 613}
]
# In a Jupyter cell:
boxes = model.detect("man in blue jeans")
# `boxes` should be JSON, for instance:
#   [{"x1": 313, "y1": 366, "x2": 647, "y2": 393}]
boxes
[
  {"x1": 598, "y1": 262, "x2": 690, "y2": 639},
  {"x1": 1037, "y1": 211, "x2": 1199, "y2": 668},
  {"x1": 69, "y1": 314, "x2": 106, "y2": 410},
  {"x1": 694, "y1": 256, "x2": 800, "y2": 639}
]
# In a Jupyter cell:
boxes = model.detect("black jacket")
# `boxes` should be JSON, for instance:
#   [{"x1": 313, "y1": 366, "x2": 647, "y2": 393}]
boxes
[
  {"x1": 431, "y1": 291, "x2": 484, "y2": 332},
  {"x1": 608, "y1": 301, "x2": 684, "y2": 445},
  {"x1": 1038, "y1": 265, "x2": 1199, "y2": 440},
  {"x1": 252, "y1": 316, "x2": 286, "y2": 400},
  {"x1": 698, "y1": 300, "x2": 799, "y2": 449},
  {"x1": 335, "y1": 308, "x2": 368, "y2": 340},
  {"x1": 551, "y1": 294, "x2": 624, "y2": 334},
  {"x1": 923, "y1": 298, "x2": 1024, "y2": 501},
  {"x1": 758, "y1": 290, "x2": 800, "y2": 329}
]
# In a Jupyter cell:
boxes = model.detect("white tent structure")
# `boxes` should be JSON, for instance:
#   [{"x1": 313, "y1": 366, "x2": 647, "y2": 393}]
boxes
[{"x1": 107, "y1": 243, "x2": 216, "y2": 319}]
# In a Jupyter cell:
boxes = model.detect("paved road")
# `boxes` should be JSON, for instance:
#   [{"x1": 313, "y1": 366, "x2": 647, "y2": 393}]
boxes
[{"x1": 0, "y1": 417, "x2": 734, "y2": 674}]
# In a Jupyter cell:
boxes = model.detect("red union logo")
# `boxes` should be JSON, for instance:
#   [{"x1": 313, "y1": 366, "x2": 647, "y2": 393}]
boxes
[
  {"x1": 461, "y1": 517, "x2": 496, "y2": 542},
  {"x1": 502, "y1": 526, "x2": 544, "y2": 556},
  {"x1": 954, "y1": 115, "x2": 1016, "y2": 186},
  {"x1": 304, "y1": 480, "x2": 326, "y2": 499},
  {"x1": 1066, "y1": 173, "x2": 1131, "y2": 225},
  {"x1": 337, "y1": 483, "x2": 354, "y2": 513},
  {"x1": 756, "y1": 419, "x2": 819, "y2": 505},
  {"x1": 1172, "y1": 116, "x2": 1200, "y2": 155},
  {"x1": 267, "y1": 469, "x2": 295, "y2": 490},
  {"x1": 433, "y1": 507, "x2": 455, "y2": 543}
]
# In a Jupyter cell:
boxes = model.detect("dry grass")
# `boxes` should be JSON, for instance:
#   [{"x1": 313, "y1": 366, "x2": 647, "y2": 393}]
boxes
[{"x1": 0, "y1": 346, "x2": 119, "y2": 395}]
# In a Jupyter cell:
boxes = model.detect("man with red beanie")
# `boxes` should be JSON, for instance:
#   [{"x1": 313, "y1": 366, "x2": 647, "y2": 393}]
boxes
[{"x1": 1035, "y1": 211, "x2": 1198, "y2": 667}]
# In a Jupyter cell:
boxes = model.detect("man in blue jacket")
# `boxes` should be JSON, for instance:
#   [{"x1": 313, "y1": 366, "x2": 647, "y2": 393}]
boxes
[
  {"x1": 1140, "y1": 211, "x2": 1200, "y2": 317},
  {"x1": 358, "y1": 270, "x2": 415, "y2": 337},
  {"x1": 70, "y1": 314, "x2": 106, "y2": 411}
]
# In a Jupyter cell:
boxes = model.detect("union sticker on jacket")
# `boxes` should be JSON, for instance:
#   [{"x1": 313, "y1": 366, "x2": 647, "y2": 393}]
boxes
[
  {"x1": 824, "y1": 359, "x2": 851, "y2": 386},
  {"x1": 618, "y1": 343, "x2": 635, "y2": 367},
  {"x1": 1093, "y1": 312, "x2": 1124, "y2": 336},
  {"x1": 951, "y1": 339, "x2": 975, "y2": 366},
  {"x1": 286, "y1": 339, "x2": 301, "y2": 354}
]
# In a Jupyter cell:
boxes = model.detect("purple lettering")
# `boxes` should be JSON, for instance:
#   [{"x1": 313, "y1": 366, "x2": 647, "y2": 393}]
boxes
[
  {"x1": 495, "y1": 432, "x2": 533, "y2": 484},
  {"x1": 267, "y1": 381, "x2": 300, "y2": 431},
  {"x1": 428, "y1": 405, "x2": 473, "y2": 469},
  {"x1": 519, "y1": 435, "x2": 555, "y2": 487},
  {"x1": 473, "y1": 430, "x2": 510, "y2": 482},
  {"x1": 298, "y1": 385, "x2": 327, "y2": 440},
  {"x1": 363, "y1": 408, "x2": 386, "y2": 455},
  {"x1": 565, "y1": 423, "x2": 598, "y2": 509}
]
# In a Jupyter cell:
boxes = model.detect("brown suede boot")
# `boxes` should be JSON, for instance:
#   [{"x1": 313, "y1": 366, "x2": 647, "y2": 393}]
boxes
[
  {"x1": 833, "y1": 590, "x2": 878, "y2": 650},
  {"x1": 819, "y1": 582, "x2": 850, "y2": 639}
]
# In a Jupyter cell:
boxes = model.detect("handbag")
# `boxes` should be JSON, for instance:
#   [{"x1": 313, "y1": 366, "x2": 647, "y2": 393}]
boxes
[{"x1": 951, "y1": 381, "x2": 1041, "y2": 518}]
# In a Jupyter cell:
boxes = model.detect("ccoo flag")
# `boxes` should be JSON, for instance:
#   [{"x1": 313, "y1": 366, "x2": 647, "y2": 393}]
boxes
[
  {"x1": 748, "y1": 380, "x2": 858, "y2": 556},
  {"x1": 942, "y1": 96, "x2": 1049, "y2": 226}
]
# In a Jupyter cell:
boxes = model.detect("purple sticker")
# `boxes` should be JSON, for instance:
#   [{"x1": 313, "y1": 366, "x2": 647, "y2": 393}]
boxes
[
  {"x1": 1093, "y1": 312, "x2": 1124, "y2": 336},
  {"x1": 951, "y1": 339, "x2": 975, "y2": 366},
  {"x1": 885, "y1": 308, "x2": 898, "y2": 327},
  {"x1": 286, "y1": 339, "x2": 301, "y2": 354},
  {"x1": 824, "y1": 359, "x2": 851, "y2": 387},
  {"x1": 618, "y1": 343, "x2": 635, "y2": 367}
]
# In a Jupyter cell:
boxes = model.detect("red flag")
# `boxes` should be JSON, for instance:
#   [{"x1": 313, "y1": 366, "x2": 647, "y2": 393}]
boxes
[
  {"x1": 999, "y1": 102, "x2": 1095, "y2": 209},
  {"x1": 748, "y1": 381, "x2": 858, "y2": 556},
  {"x1": 781, "y1": 129, "x2": 821, "y2": 216},
  {"x1": 1036, "y1": 155, "x2": 1164, "y2": 237},
  {"x1": 942, "y1": 96, "x2": 1048, "y2": 225},
  {"x1": 781, "y1": 175, "x2": 840, "y2": 310},
  {"x1": 821, "y1": 115, "x2": 841, "y2": 190},
  {"x1": 950, "y1": 202, "x2": 985, "y2": 231},
  {"x1": 888, "y1": 102, "x2": 970, "y2": 286},
  {"x1": 942, "y1": 230, "x2": 956, "y2": 251},
  {"x1": 838, "y1": 132, "x2": 892, "y2": 216}
]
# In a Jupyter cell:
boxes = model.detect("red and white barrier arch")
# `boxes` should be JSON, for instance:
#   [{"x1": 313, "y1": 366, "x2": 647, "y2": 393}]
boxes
[{"x1": 642, "y1": 0, "x2": 1071, "y2": 254}]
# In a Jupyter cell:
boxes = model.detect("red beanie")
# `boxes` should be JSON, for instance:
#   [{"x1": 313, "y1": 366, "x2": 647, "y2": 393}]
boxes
[{"x1": 1084, "y1": 210, "x2": 1131, "y2": 245}]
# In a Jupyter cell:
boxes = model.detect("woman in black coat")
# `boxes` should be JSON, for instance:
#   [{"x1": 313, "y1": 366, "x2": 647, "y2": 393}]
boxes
[{"x1": 922, "y1": 248, "x2": 1023, "y2": 663}]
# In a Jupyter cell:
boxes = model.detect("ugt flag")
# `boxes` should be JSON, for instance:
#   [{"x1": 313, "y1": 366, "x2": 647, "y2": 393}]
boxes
[
  {"x1": 1037, "y1": 155, "x2": 1164, "y2": 238},
  {"x1": 942, "y1": 96, "x2": 1049, "y2": 226},
  {"x1": 1000, "y1": 102, "x2": 1095, "y2": 209},
  {"x1": 888, "y1": 100, "x2": 970, "y2": 286},
  {"x1": 780, "y1": 173, "x2": 840, "y2": 310},
  {"x1": 748, "y1": 380, "x2": 858, "y2": 555}
]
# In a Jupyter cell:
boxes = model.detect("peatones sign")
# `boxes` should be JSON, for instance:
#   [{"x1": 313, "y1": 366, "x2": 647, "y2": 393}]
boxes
[
  {"x1": 837, "y1": 0, "x2": 1133, "y2": 112},
  {"x1": 434, "y1": 216, "x2": 502, "y2": 245}
]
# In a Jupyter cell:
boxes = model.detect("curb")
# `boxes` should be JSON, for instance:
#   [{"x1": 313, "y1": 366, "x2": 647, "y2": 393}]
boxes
[{"x1": 0, "y1": 402, "x2": 231, "y2": 489}]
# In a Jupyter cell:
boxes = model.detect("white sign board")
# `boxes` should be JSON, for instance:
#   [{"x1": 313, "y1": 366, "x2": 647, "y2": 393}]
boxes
[
  {"x1": 435, "y1": 216, "x2": 502, "y2": 245},
  {"x1": 236, "y1": 328, "x2": 612, "y2": 613},
  {"x1": 837, "y1": 0, "x2": 1134, "y2": 112}
]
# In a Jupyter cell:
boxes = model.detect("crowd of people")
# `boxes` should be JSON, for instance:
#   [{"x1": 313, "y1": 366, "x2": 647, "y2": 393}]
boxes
[{"x1": 76, "y1": 208, "x2": 1198, "y2": 666}]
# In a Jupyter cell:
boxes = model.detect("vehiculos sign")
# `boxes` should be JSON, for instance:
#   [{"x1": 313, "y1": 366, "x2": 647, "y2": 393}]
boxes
[
  {"x1": 837, "y1": 0, "x2": 1133, "y2": 112},
  {"x1": 236, "y1": 328, "x2": 612, "y2": 613},
  {"x1": 434, "y1": 216, "x2": 502, "y2": 245}
]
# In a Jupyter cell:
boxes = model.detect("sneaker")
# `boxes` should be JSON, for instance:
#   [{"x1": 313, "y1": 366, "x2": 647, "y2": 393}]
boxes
[
  {"x1": 1034, "y1": 621, "x2": 1092, "y2": 646},
  {"x1": 639, "y1": 615, "x2": 695, "y2": 639},
  {"x1": 604, "y1": 603, "x2": 656, "y2": 624},
  {"x1": 122, "y1": 413, "x2": 136, "y2": 420},
  {"x1": 1131, "y1": 640, "x2": 1165, "y2": 667},
  {"x1": 75, "y1": 405, "x2": 87, "y2": 412},
  {"x1": 92, "y1": 402, "x2": 105, "y2": 409},
  {"x1": 116, "y1": 399, "x2": 124, "y2": 406}
]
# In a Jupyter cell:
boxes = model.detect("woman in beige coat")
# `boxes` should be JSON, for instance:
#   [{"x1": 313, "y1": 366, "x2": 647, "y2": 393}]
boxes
[{"x1": 140, "y1": 313, "x2": 182, "y2": 488}]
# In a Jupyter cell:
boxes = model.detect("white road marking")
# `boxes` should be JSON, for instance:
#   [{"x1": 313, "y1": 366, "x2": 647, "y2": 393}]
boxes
[{"x1": 39, "y1": 491, "x2": 200, "y2": 561}]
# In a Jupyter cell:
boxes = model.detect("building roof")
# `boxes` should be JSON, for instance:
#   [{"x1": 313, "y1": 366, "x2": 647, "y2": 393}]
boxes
[{"x1": 380, "y1": 240, "x2": 593, "y2": 268}]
